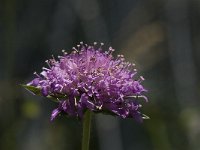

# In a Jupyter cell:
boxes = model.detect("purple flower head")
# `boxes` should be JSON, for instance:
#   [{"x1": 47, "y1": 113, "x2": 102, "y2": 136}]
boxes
[{"x1": 26, "y1": 42, "x2": 148, "y2": 121}]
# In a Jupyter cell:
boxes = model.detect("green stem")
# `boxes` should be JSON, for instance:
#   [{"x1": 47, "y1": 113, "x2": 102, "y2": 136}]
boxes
[{"x1": 82, "y1": 110, "x2": 92, "y2": 150}]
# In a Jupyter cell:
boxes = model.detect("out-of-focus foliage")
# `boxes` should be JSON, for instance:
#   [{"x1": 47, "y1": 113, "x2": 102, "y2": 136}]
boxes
[{"x1": 0, "y1": 0, "x2": 199, "y2": 150}]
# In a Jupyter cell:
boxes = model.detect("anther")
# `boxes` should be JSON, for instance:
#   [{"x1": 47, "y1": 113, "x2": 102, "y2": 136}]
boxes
[
  {"x1": 45, "y1": 60, "x2": 51, "y2": 68},
  {"x1": 140, "y1": 76, "x2": 145, "y2": 81},
  {"x1": 52, "y1": 55, "x2": 55, "y2": 60},
  {"x1": 74, "y1": 97, "x2": 78, "y2": 106},
  {"x1": 42, "y1": 67, "x2": 50, "y2": 71},
  {"x1": 34, "y1": 72, "x2": 41, "y2": 78},
  {"x1": 72, "y1": 47, "x2": 78, "y2": 53}
]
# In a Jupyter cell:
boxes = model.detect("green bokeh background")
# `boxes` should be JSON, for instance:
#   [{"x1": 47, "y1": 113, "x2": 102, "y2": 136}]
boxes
[{"x1": 0, "y1": 0, "x2": 200, "y2": 150}]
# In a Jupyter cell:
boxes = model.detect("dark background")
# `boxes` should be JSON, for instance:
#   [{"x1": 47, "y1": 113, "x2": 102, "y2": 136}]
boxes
[{"x1": 0, "y1": 0, "x2": 200, "y2": 150}]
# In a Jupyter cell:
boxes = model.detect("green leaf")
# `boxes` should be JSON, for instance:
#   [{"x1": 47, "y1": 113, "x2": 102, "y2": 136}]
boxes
[
  {"x1": 47, "y1": 95, "x2": 60, "y2": 103},
  {"x1": 22, "y1": 84, "x2": 42, "y2": 96},
  {"x1": 21, "y1": 84, "x2": 60, "y2": 103}
]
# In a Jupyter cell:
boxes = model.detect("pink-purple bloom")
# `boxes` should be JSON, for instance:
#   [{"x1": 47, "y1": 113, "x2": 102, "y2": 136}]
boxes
[{"x1": 26, "y1": 42, "x2": 148, "y2": 122}]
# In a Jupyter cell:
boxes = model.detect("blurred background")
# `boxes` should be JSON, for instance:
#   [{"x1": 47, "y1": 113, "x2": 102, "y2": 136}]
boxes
[{"x1": 0, "y1": 0, "x2": 200, "y2": 150}]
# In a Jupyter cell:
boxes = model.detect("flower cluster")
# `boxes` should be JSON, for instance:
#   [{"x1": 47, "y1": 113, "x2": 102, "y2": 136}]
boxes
[{"x1": 26, "y1": 42, "x2": 148, "y2": 122}]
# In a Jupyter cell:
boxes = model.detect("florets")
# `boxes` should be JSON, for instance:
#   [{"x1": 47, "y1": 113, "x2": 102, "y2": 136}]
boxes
[{"x1": 26, "y1": 42, "x2": 148, "y2": 122}]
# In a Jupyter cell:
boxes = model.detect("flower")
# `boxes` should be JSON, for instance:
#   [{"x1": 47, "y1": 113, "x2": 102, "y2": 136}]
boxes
[{"x1": 25, "y1": 42, "x2": 148, "y2": 122}]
